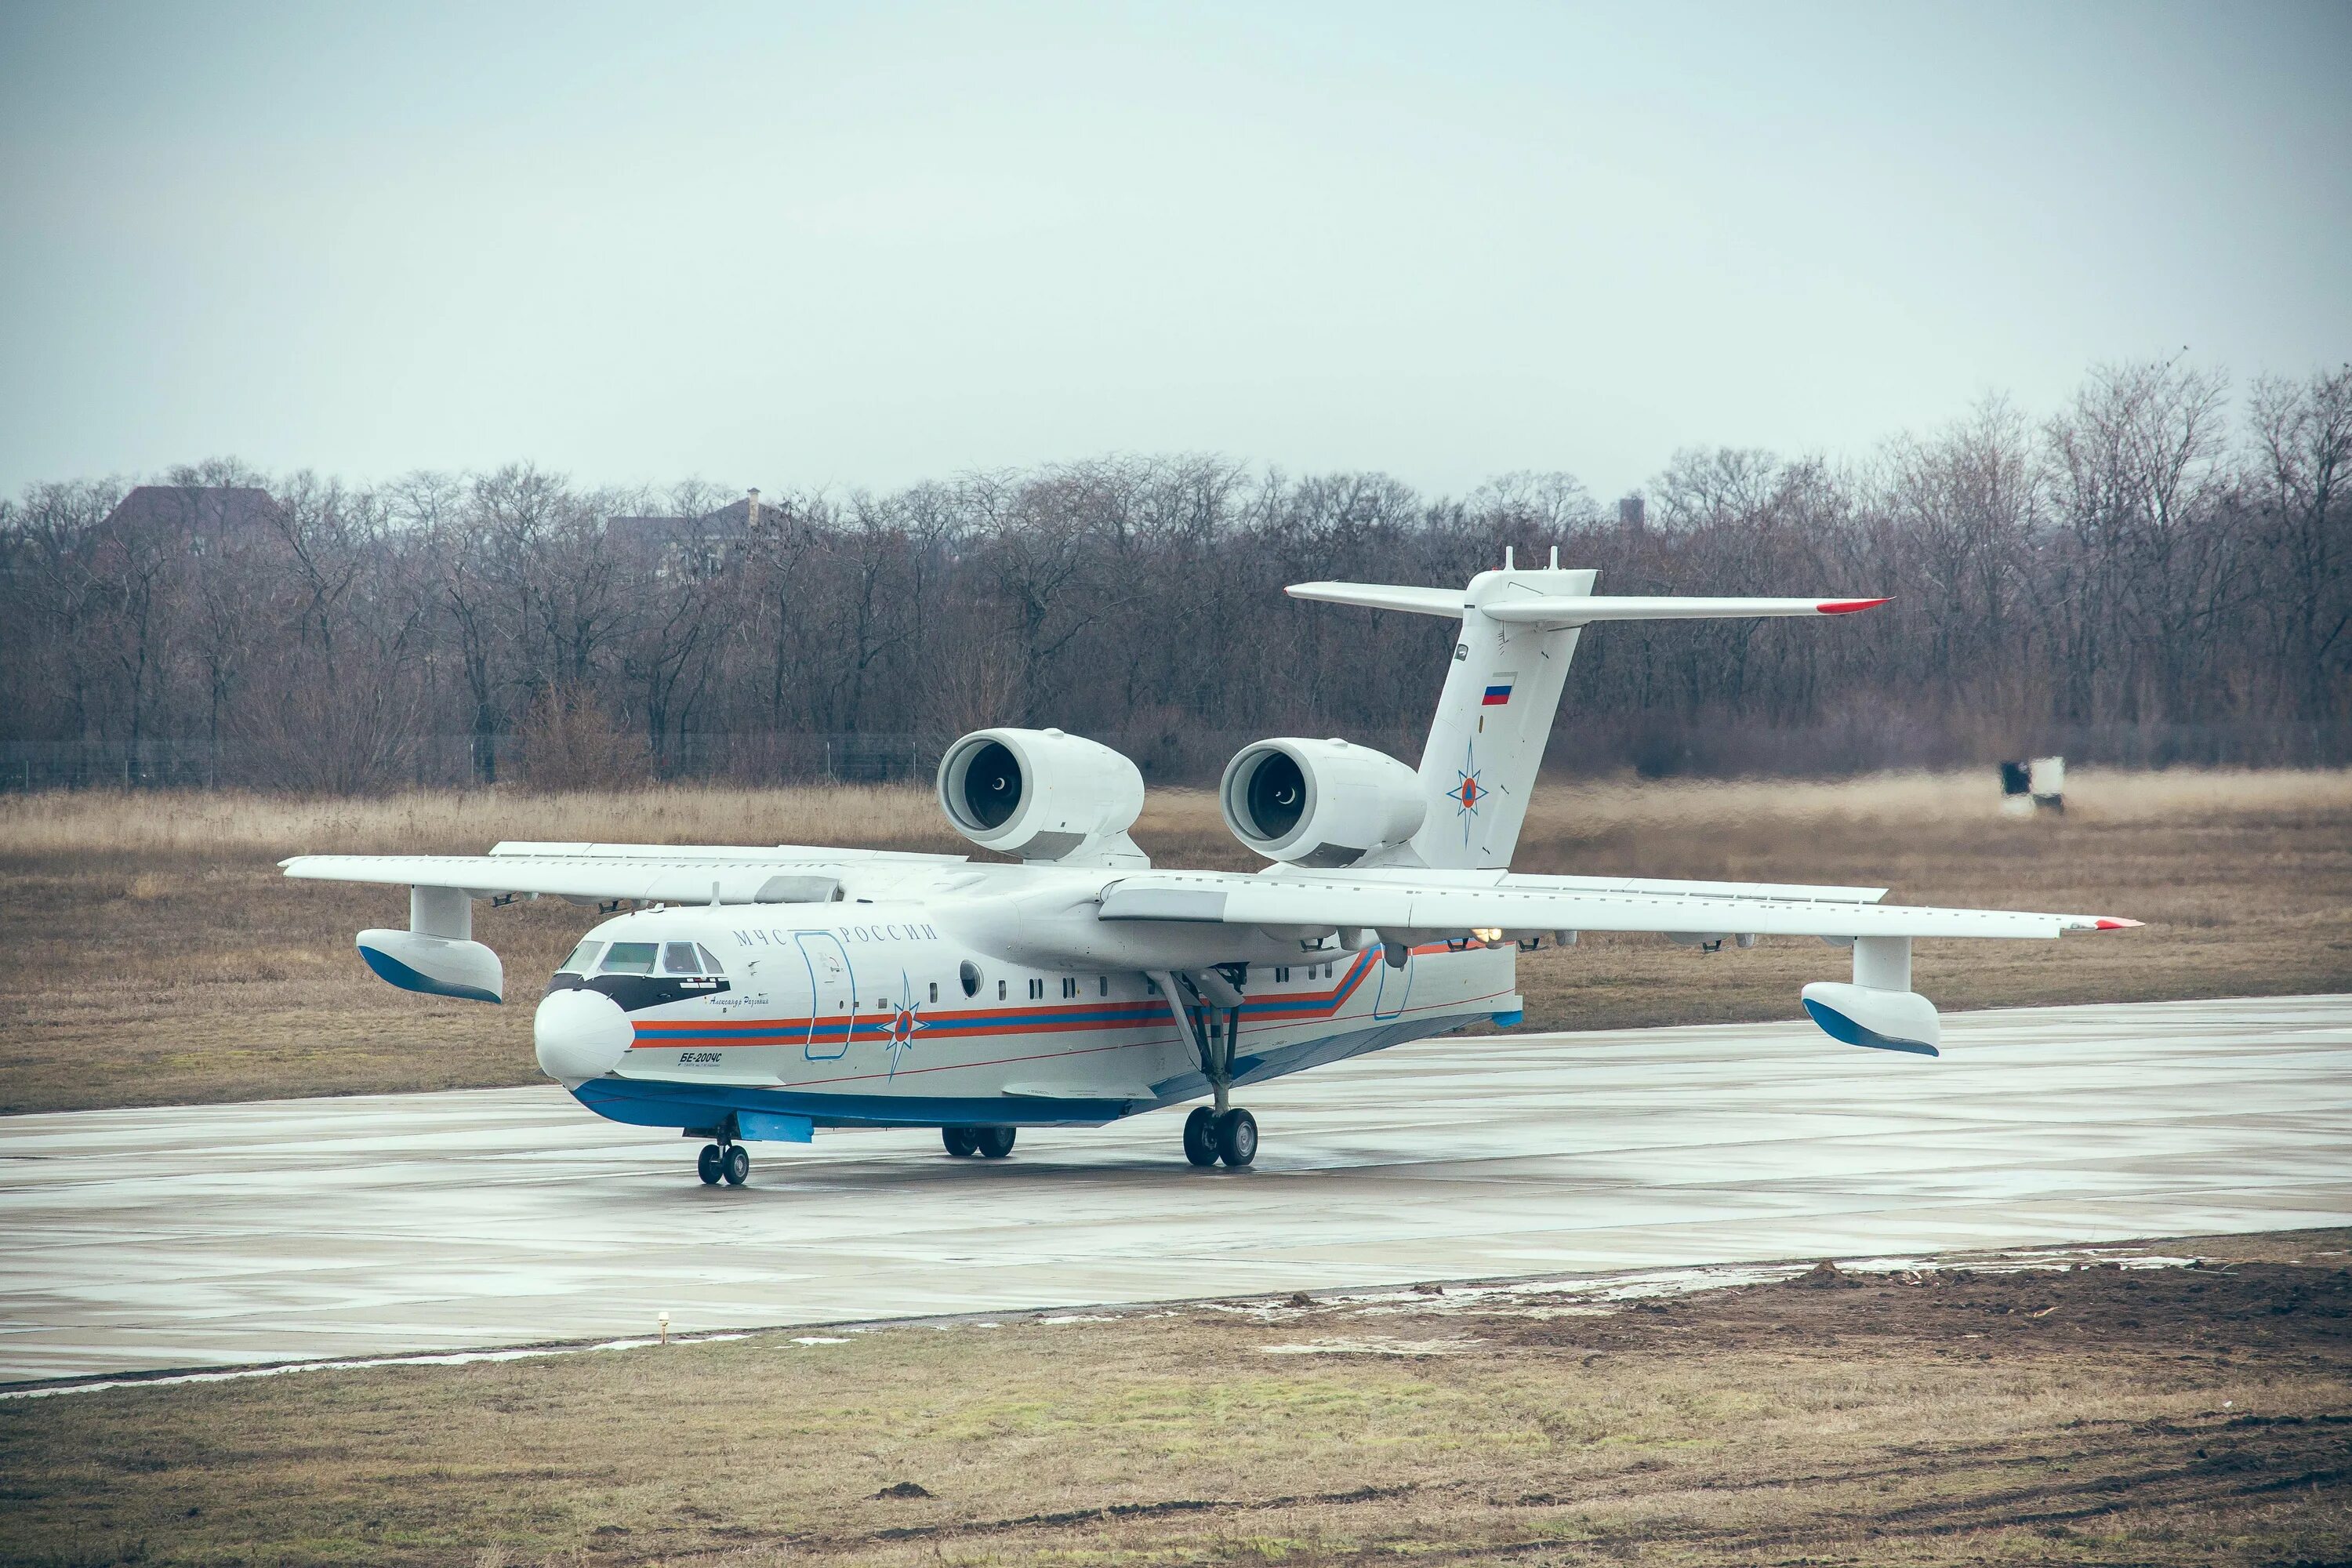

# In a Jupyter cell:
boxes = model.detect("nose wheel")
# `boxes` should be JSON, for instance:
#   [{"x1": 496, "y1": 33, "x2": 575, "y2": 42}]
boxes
[{"x1": 696, "y1": 1143, "x2": 750, "y2": 1185}]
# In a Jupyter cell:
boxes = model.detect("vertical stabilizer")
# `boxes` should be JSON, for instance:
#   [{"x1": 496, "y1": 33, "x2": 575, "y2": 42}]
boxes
[{"x1": 1403, "y1": 566, "x2": 1595, "y2": 869}]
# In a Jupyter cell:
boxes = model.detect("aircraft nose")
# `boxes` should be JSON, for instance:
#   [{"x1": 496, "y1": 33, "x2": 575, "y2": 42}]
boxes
[{"x1": 534, "y1": 987, "x2": 634, "y2": 1083}]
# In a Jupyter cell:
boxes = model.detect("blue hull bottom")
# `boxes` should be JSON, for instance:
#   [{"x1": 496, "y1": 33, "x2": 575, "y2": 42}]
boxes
[{"x1": 569, "y1": 1010, "x2": 1496, "y2": 1134}]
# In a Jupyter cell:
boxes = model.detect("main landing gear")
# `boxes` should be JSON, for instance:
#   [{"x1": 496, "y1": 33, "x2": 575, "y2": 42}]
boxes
[
  {"x1": 943, "y1": 1126, "x2": 1017, "y2": 1160},
  {"x1": 696, "y1": 1142, "x2": 750, "y2": 1186},
  {"x1": 1182, "y1": 1105, "x2": 1257, "y2": 1167},
  {"x1": 1160, "y1": 969, "x2": 1257, "y2": 1168}
]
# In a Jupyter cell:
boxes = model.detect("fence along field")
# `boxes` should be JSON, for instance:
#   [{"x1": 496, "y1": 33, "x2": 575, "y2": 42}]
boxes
[
  {"x1": 1, "y1": 768, "x2": 2346, "y2": 1116},
  {"x1": 1, "y1": 358, "x2": 2347, "y2": 793}
]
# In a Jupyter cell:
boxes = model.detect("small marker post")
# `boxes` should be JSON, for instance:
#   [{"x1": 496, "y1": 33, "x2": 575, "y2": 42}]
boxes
[{"x1": 658, "y1": 1312, "x2": 670, "y2": 1345}]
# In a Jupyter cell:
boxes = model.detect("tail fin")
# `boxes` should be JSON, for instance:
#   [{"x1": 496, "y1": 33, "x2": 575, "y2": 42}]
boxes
[{"x1": 1287, "y1": 566, "x2": 1885, "y2": 869}]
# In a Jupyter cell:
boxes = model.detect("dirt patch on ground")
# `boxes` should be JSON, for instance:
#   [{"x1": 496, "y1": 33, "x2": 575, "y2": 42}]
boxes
[{"x1": 3, "y1": 1229, "x2": 2346, "y2": 1566}]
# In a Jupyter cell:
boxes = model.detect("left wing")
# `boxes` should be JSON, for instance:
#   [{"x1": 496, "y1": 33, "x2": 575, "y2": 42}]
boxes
[
  {"x1": 1094, "y1": 869, "x2": 2135, "y2": 939},
  {"x1": 1093, "y1": 868, "x2": 2137, "y2": 1054}
]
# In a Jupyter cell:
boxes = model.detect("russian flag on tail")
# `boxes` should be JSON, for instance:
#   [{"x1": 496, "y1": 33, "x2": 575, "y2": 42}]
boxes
[{"x1": 1482, "y1": 677, "x2": 1515, "y2": 706}]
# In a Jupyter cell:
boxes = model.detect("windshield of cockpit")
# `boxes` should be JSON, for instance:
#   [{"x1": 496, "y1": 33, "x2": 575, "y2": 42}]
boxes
[{"x1": 557, "y1": 939, "x2": 728, "y2": 977}]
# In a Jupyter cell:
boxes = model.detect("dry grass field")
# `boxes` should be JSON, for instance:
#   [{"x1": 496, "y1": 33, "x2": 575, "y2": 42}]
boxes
[
  {"x1": 2, "y1": 769, "x2": 2347, "y2": 1116},
  {"x1": 3, "y1": 1227, "x2": 2346, "y2": 1566}
]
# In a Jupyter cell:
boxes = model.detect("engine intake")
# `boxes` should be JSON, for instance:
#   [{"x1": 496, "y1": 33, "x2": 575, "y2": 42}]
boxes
[
  {"x1": 938, "y1": 728, "x2": 1147, "y2": 866},
  {"x1": 1220, "y1": 738, "x2": 1425, "y2": 866}
]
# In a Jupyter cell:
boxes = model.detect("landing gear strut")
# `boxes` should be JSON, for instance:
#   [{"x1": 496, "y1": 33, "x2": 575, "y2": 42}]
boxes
[{"x1": 1158, "y1": 969, "x2": 1258, "y2": 1168}]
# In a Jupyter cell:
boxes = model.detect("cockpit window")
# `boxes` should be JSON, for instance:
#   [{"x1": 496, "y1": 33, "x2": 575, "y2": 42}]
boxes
[
  {"x1": 695, "y1": 945, "x2": 727, "y2": 975},
  {"x1": 662, "y1": 942, "x2": 702, "y2": 975},
  {"x1": 559, "y1": 940, "x2": 603, "y2": 975},
  {"x1": 600, "y1": 942, "x2": 659, "y2": 975}
]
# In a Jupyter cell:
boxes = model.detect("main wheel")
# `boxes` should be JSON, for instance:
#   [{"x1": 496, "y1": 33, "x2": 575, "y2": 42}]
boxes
[
  {"x1": 942, "y1": 1127, "x2": 979, "y2": 1158},
  {"x1": 975, "y1": 1125, "x2": 1017, "y2": 1160},
  {"x1": 1181, "y1": 1106, "x2": 1220, "y2": 1167},
  {"x1": 722, "y1": 1145, "x2": 750, "y2": 1186},
  {"x1": 1214, "y1": 1107, "x2": 1258, "y2": 1167},
  {"x1": 697, "y1": 1144, "x2": 724, "y2": 1185}
]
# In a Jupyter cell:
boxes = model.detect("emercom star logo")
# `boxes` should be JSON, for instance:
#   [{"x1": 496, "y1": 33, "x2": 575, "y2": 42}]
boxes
[
  {"x1": 1449, "y1": 740, "x2": 1484, "y2": 846},
  {"x1": 884, "y1": 971, "x2": 924, "y2": 1080}
]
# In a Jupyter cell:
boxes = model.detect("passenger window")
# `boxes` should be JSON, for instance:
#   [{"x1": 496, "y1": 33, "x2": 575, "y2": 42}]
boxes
[
  {"x1": 1098, "y1": 975, "x2": 1108, "y2": 996},
  {"x1": 1061, "y1": 977, "x2": 1076, "y2": 999},
  {"x1": 601, "y1": 942, "x2": 658, "y2": 975},
  {"x1": 560, "y1": 940, "x2": 603, "y2": 975},
  {"x1": 1276, "y1": 966, "x2": 1290, "y2": 982},
  {"x1": 1029, "y1": 978, "x2": 1044, "y2": 1000},
  {"x1": 662, "y1": 942, "x2": 701, "y2": 975},
  {"x1": 695, "y1": 945, "x2": 727, "y2": 975},
  {"x1": 996, "y1": 979, "x2": 1007, "y2": 1000},
  {"x1": 960, "y1": 960, "x2": 982, "y2": 998},
  {"x1": 928, "y1": 982, "x2": 938, "y2": 1003}
]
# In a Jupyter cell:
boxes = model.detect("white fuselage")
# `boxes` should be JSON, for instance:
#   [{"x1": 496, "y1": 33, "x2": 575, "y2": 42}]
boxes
[{"x1": 539, "y1": 861, "x2": 1522, "y2": 1135}]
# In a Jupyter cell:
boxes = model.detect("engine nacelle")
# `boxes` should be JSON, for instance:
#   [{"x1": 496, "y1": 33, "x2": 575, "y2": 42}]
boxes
[
  {"x1": 1220, "y1": 738, "x2": 1425, "y2": 866},
  {"x1": 937, "y1": 727, "x2": 1147, "y2": 866}
]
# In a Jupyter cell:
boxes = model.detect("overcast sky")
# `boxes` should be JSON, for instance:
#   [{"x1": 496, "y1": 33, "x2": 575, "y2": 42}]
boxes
[{"x1": 2, "y1": 0, "x2": 2346, "y2": 503}]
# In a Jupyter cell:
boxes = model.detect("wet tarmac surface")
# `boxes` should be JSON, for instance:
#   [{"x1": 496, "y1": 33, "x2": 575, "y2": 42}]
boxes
[{"x1": 2, "y1": 993, "x2": 2345, "y2": 1382}]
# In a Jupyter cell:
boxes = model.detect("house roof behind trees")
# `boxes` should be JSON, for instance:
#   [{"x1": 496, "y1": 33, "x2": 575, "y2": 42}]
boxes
[{"x1": 101, "y1": 485, "x2": 282, "y2": 540}]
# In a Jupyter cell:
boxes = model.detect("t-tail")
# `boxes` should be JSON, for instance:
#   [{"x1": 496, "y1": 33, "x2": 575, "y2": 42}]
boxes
[{"x1": 1287, "y1": 554, "x2": 1887, "y2": 870}]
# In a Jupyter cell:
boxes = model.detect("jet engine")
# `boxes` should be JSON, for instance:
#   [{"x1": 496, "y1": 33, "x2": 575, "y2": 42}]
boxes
[
  {"x1": 1220, "y1": 738, "x2": 1425, "y2": 866},
  {"x1": 937, "y1": 727, "x2": 1147, "y2": 866}
]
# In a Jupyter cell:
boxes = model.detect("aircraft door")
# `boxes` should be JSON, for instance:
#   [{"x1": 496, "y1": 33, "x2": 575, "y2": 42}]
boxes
[{"x1": 797, "y1": 932, "x2": 858, "y2": 1059}]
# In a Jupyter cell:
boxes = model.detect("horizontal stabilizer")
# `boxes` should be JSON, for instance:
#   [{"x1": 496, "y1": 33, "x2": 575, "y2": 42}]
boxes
[
  {"x1": 1284, "y1": 581, "x2": 1466, "y2": 617},
  {"x1": 1285, "y1": 582, "x2": 1889, "y2": 627},
  {"x1": 1484, "y1": 595, "x2": 1889, "y2": 626}
]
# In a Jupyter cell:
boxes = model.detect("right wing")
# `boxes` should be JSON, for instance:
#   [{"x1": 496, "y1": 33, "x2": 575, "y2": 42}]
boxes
[{"x1": 280, "y1": 840, "x2": 965, "y2": 905}]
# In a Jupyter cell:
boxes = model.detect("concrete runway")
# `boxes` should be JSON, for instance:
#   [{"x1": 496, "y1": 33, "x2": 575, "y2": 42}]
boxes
[{"x1": 2, "y1": 993, "x2": 2347, "y2": 1384}]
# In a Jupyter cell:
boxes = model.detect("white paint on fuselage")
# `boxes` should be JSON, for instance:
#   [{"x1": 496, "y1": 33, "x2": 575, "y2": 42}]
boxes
[{"x1": 563, "y1": 858, "x2": 1521, "y2": 1123}]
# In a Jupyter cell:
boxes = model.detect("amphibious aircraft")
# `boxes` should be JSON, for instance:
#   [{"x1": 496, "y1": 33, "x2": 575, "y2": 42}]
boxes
[{"x1": 283, "y1": 556, "x2": 2136, "y2": 1185}]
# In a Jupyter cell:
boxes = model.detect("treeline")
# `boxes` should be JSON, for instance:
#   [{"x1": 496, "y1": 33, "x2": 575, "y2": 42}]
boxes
[{"x1": 1, "y1": 358, "x2": 2345, "y2": 791}]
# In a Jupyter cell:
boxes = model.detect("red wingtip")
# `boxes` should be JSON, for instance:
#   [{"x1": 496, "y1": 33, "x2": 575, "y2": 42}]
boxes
[
  {"x1": 2092, "y1": 917, "x2": 2144, "y2": 931},
  {"x1": 1818, "y1": 597, "x2": 1892, "y2": 615}
]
